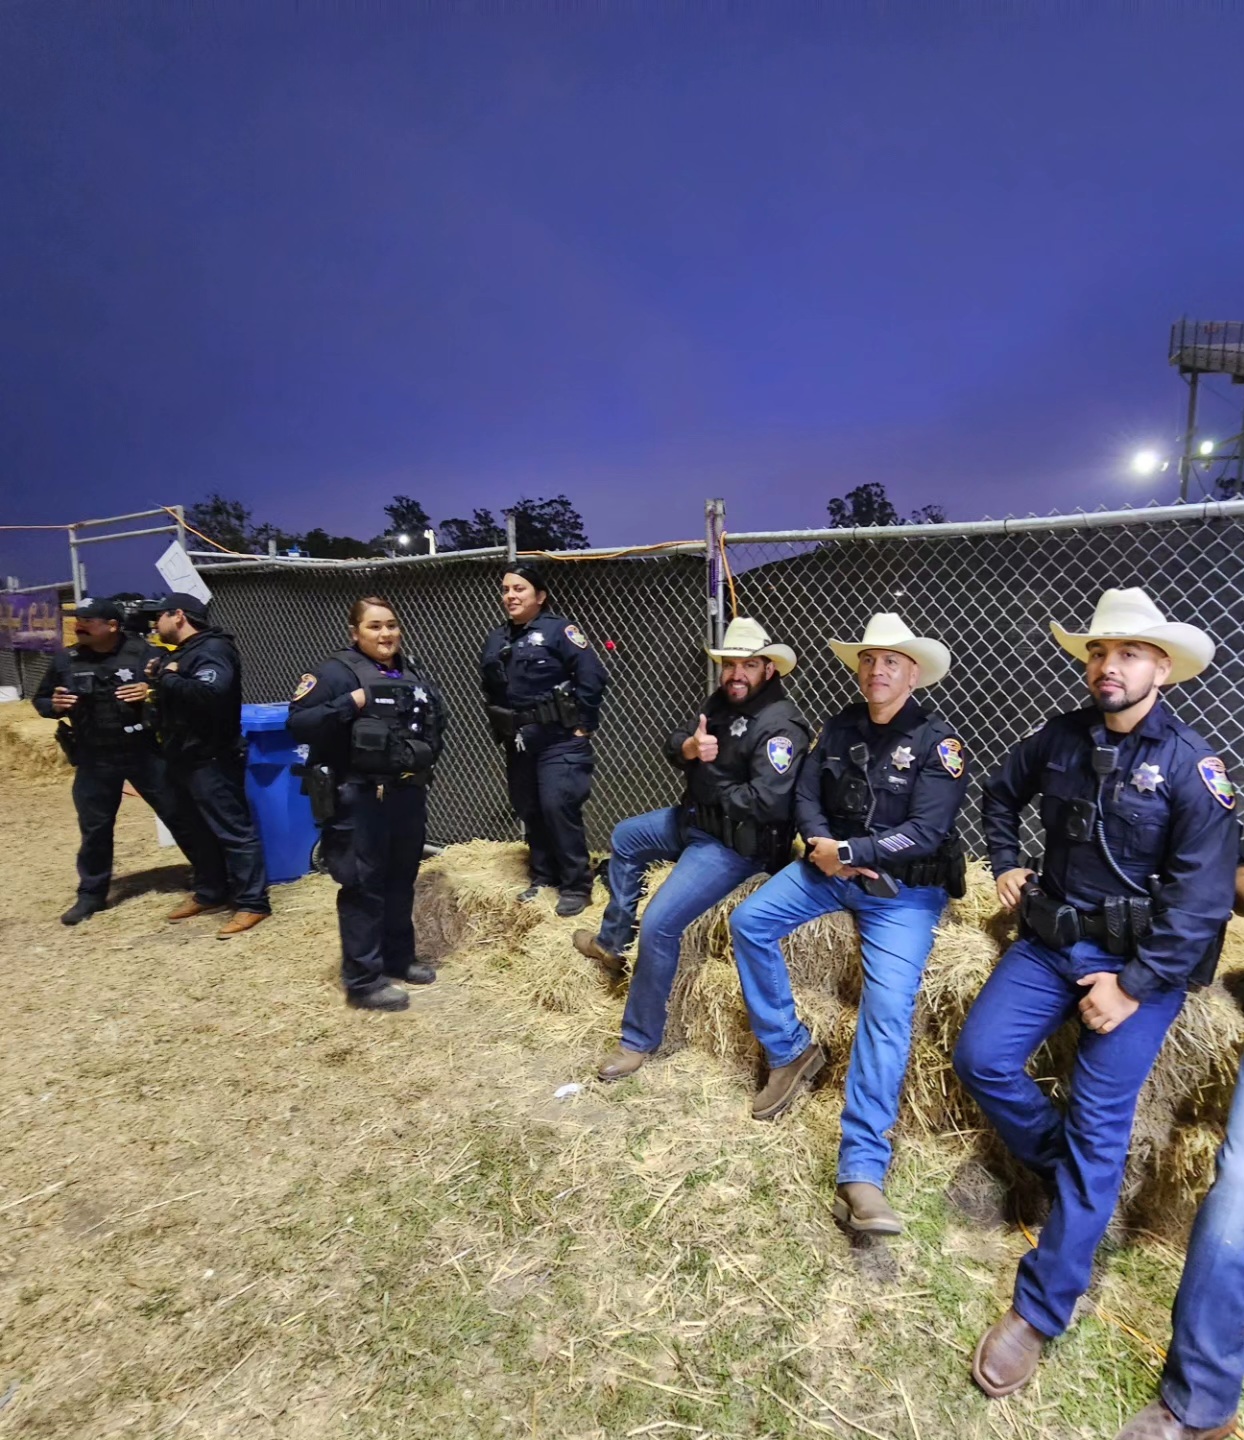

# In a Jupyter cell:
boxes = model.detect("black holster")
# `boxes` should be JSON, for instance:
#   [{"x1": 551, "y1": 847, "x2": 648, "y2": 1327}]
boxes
[
  {"x1": 55, "y1": 722, "x2": 78, "y2": 766},
  {"x1": 486, "y1": 705, "x2": 517, "y2": 743},
  {"x1": 304, "y1": 763, "x2": 338, "y2": 825},
  {"x1": 1019, "y1": 884, "x2": 1081, "y2": 950}
]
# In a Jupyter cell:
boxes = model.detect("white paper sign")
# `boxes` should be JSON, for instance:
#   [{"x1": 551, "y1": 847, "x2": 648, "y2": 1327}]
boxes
[{"x1": 155, "y1": 541, "x2": 212, "y2": 604}]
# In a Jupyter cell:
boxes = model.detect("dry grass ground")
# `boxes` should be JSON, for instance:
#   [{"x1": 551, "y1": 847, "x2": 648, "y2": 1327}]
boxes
[{"x1": 1, "y1": 704, "x2": 1240, "y2": 1440}]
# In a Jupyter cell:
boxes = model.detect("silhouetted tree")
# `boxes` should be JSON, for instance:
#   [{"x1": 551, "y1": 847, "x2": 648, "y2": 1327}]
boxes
[
  {"x1": 910, "y1": 503, "x2": 947, "y2": 525},
  {"x1": 383, "y1": 495, "x2": 433, "y2": 540},
  {"x1": 301, "y1": 528, "x2": 375, "y2": 559},
  {"x1": 439, "y1": 508, "x2": 506, "y2": 551},
  {"x1": 826, "y1": 484, "x2": 945, "y2": 528},
  {"x1": 187, "y1": 493, "x2": 254, "y2": 552},
  {"x1": 510, "y1": 494, "x2": 590, "y2": 551}
]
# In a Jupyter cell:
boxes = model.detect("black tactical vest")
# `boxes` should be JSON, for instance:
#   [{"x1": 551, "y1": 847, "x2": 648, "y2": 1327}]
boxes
[{"x1": 333, "y1": 649, "x2": 436, "y2": 780}]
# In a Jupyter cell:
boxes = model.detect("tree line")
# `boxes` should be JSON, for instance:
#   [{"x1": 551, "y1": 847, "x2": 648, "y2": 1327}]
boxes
[{"x1": 185, "y1": 482, "x2": 944, "y2": 561}]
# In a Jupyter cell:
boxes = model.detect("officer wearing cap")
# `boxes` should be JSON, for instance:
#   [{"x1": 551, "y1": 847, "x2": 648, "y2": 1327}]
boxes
[
  {"x1": 956, "y1": 587, "x2": 1239, "y2": 1401},
  {"x1": 576, "y1": 616, "x2": 812, "y2": 1082},
  {"x1": 149, "y1": 592, "x2": 271, "y2": 937},
  {"x1": 729, "y1": 613, "x2": 969, "y2": 1236},
  {"x1": 289, "y1": 595, "x2": 447, "y2": 1012},
  {"x1": 33, "y1": 596, "x2": 195, "y2": 925},
  {"x1": 479, "y1": 564, "x2": 608, "y2": 918}
]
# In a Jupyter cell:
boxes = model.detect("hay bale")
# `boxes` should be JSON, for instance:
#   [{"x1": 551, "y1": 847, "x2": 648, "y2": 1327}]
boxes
[{"x1": 0, "y1": 700, "x2": 67, "y2": 777}]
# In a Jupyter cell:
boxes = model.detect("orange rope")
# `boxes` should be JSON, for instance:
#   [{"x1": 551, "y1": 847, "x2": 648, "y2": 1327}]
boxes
[
  {"x1": 519, "y1": 540, "x2": 700, "y2": 562},
  {"x1": 718, "y1": 529, "x2": 738, "y2": 618},
  {"x1": 160, "y1": 506, "x2": 251, "y2": 557}
]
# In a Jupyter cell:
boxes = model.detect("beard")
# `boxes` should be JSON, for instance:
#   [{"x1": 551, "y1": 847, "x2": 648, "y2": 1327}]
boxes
[{"x1": 1092, "y1": 680, "x2": 1155, "y2": 714}]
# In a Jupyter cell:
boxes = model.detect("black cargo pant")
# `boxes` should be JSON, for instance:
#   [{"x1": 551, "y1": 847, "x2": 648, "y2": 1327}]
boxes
[
  {"x1": 166, "y1": 756, "x2": 271, "y2": 915},
  {"x1": 505, "y1": 731, "x2": 594, "y2": 897},
  {"x1": 322, "y1": 780, "x2": 427, "y2": 996},
  {"x1": 71, "y1": 746, "x2": 195, "y2": 898}
]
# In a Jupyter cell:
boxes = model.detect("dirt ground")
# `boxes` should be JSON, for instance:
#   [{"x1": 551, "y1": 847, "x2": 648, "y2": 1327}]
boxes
[{"x1": 0, "y1": 765, "x2": 1215, "y2": 1440}]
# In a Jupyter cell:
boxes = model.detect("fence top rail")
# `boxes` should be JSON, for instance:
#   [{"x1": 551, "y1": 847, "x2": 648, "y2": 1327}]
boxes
[
  {"x1": 724, "y1": 498, "x2": 1244, "y2": 546},
  {"x1": 69, "y1": 508, "x2": 179, "y2": 532},
  {"x1": 193, "y1": 539, "x2": 705, "y2": 575}
]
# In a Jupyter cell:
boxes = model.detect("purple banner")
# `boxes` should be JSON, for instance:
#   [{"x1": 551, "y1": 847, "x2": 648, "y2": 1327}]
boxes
[{"x1": 0, "y1": 593, "x2": 63, "y2": 653}]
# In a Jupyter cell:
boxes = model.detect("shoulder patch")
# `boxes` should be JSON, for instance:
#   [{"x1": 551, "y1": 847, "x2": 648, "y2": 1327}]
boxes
[
  {"x1": 197, "y1": 668, "x2": 217, "y2": 685},
  {"x1": 767, "y1": 736, "x2": 794, "y2": 774},
  {"x1": 1197, "y1": 756, "x2": 1236, "y2": 810},
  {"x1": 293, "y1": 673, "x2": 316, "y2": 702},
  {"x1": 564, "y1": 624, "x2": 588, "y2": 650},
  {"x1": 936, "y1": 737, "x2": 965, "y2": 778}
]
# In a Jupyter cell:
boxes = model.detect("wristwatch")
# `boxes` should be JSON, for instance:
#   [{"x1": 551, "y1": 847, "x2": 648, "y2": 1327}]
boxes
[{"x1": 836, "y1": 841, "x2": 854, "y2": 866}]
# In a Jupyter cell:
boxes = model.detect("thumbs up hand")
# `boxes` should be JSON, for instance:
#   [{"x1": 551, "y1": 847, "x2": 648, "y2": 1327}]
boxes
[{"x1": 683, "y1": 712, "x2": 718, "y2": 763}]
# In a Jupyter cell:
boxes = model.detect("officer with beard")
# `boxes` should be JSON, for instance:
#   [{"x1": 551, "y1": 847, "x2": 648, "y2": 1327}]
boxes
[
  {"x1": 573, "y1": 617, "x2": 812, "y2": 1082},
  {"x1": 34, "y1": 596, "x2": 194, "y2": 924},
  {"x1": 955, "y1": 588, "x2": 1238, "y2": 1401}
]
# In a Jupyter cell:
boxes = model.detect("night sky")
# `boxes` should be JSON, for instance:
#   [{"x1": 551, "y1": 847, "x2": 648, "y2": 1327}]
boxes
[{"x1": 2, "y1": 4, "x2": 1243, "y2": 593}]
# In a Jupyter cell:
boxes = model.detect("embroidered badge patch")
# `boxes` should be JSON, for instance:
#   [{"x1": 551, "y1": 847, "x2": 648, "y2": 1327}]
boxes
[
  {"x1": 729, "y1": 716, "x2": 749, "y2": 738},
  {"x1": 197, "y1": 668, "x2": 217, "y2": 685},
  {"x1": 115, "y1": 667, "x2": 134, "y2": 682},
  {"x1": 936, "y1": 737, "x2": 965, "y2": 778},
  {"x1": 1131, "y1": 763, "x2": 1164, "y2": 794},
  {"x1": 292, "y1": 673, "x2": 316, "y2": 701},
  {"x1": 1198, "y1": 756, "x2": 1236, "y2": 810},
  {"x1": 564, "y1": 624, "x2": 588, "y2": 650},
  {"x1": 767, "y1": 736, "x2": 794, "y2": 774},
  {"x1": 891, "y1": 744, "x2": 914, "y2": 771},
  {"x1": 526, "y1": 631, "x2": 546, "y2": 646}
]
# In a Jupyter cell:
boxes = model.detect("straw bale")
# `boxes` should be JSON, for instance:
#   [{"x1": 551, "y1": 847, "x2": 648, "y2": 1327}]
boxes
[{"x1": 0, "y1": 699, "x2": 67, "y2": 777}]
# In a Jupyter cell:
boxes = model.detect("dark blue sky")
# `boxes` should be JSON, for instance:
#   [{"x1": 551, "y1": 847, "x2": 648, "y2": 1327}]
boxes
[{"x1": 3, "y1": 4, "x2": 1243, "y2": 591}]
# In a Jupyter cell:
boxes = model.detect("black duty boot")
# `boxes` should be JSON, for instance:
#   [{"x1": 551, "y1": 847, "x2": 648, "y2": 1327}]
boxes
[
  {"x1": 346, "y1": 983, "x2": 411, "y2": 1012},
  {"x1": 389, "y1": 961, "x2": 436, "y2": 985},
  {"x1": 518, "y1": 885, "x2": 550, "y2": 903},
  {"x1": 61, "y1": 896, "x2": 106, "y2": 926},
  {"x1": 555, "y1": 892, "x2": 589, "y2": 918}
]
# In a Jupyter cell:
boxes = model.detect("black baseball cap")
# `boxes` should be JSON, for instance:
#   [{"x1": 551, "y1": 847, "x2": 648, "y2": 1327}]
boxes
[
  {"x1": 74, "y1": 597, "x2": 124, "y2": 623},
  {"x1": 159, "y1": 592, "x2": 211, "y2": 622}
]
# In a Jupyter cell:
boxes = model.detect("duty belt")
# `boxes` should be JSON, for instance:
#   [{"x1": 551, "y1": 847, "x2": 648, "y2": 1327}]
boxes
[{"x1": 1020, "y1": 883, "x2": 1153, "y2": 957}]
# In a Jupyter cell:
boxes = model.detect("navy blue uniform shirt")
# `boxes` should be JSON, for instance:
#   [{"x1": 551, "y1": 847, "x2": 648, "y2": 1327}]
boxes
[
  {"x1": 153, "y1": 627, "x2": 244, "y2": 767},
  {"x1": 982, "y1": 699, "x2": 1238, "y2": 999},
  {"x1": 479, "y1": 611, "x2": 608, "y2": 732},
  {"x1": 795, "y1": 698, "x2": 969, "y2": 870}
]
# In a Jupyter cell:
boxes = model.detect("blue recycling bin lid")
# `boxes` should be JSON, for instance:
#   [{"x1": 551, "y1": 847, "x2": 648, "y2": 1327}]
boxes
[{"x1": 241, "y1": 702, "x2": 293, "y2": 732}]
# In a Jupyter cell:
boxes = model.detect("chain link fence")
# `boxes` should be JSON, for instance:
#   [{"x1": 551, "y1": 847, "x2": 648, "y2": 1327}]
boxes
[
  {"x1": 203, "y1": 545, "x2": 707, "y2": 849},
  {"x1": 199, "y1": 501, "x2": 1244, "y2": 857},
  {"x1": 725, "y1": 505, "x2": 1244, "y2": 855}
]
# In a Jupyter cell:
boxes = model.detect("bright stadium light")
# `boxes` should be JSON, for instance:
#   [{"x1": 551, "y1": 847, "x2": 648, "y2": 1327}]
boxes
[
  {"x1": 1199, "y1": 439, "x2": 1215, "y2": 456},
  {"x1": 1131, "y1": 449, "x2": 1162, "y2": 476},
  {"x1": 397, "y1": 533, "x2": 411, "y2": 547}
]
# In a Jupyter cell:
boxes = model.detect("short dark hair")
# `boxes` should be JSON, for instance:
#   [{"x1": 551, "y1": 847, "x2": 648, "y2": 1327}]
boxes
[{"x1": 348, "y1": 595, "x2": 398, "y2": 627}]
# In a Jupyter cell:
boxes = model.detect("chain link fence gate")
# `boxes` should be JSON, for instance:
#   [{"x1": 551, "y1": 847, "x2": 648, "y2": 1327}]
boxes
[
  {"x1": 199, "y1": 499, "x2": 1244, "y2": 858},
  {"x1": 200, "y1": 544, "x2": 708, "y2": 849}
]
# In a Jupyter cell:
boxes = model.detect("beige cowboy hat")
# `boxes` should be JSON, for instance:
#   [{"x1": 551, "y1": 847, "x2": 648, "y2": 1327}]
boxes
[
  {"x1": 705, "y1": 616, "x2": 797, "y2": 676},
  {"x1": 829, "y1": 613, "x2": 952, "y2": 686},
  {"x1": 1049, "y1": 587, "x2": 1214, "y2": 685}
]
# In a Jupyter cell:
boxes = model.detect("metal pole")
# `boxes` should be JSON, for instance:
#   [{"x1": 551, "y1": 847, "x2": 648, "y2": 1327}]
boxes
[
  {"x1": 705, "y1": 497, "x2": 726, "y2": 691},
  {"x1": 504, "y1": 511, "x2": 517, "y2": 563},
  {"x1": 1179, "y1": 371, "x2": 1201, "y2": 503},
  {"x1": 69, "y1": 527, "x2": 83, "y2": 603},
  {"x1": 172, "y1": 503, "x2": 187, "y2": 554}
]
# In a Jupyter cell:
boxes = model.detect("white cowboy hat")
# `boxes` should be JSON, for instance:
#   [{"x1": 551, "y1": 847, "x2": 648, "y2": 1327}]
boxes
[
  {"x1": 705, "y1": 616, "x2": 797, "y2": 676},
  {"x1": 1049, "y1": 587, "x2": 1214, "y2": 685},
  {"x1": 829, "y1": 613, "x2": 952, "y2": 686}
]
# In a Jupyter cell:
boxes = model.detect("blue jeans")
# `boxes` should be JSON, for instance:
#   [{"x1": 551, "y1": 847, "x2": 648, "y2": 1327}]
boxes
[
  {"x1": 729, "y1": 860, "x2": 946, "y2": 1186},
  {"x1": 598, "y1": 807, "x2": 764, "y2": 1053},
  {"x1": 1161, "y1": 1051, "x2": 1244, "y2": 1429},
  {"x1": 953, "y1": 936, "x2": 1186, "y2": 1338}
]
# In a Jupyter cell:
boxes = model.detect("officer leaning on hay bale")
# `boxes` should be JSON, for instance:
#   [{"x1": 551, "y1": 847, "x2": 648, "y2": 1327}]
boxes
[
  {"x1": 572, "y1": 617, "x2": 812, "y2": 1080},
  {"x1": 954, "y1": 588, "x2": 1240, "y2": 1404},
  {"x1": 729, "y1": 612, "x2": 969, "y2": 1237},
  {"x1": 33, "y1": 596, "x2": 198, "y2": 925}
]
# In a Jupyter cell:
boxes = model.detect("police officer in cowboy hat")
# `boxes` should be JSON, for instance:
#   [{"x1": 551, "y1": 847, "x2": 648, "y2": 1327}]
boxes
[
  {"x1": 34, "y1": 595, "x2": 196, "y2": 924},
  {"x1": 729, "y1": 613, "x2": 969, "y2": 1235},
  {"x1": 575, "y1": 616, "x2": 812, "y2": 1081},
  {"x1": 955, "y1": 587, "x2": 1238, "y2": 1401},
  {"x1": 150, "y1": 592, "x2": 271, "y2": 937}
]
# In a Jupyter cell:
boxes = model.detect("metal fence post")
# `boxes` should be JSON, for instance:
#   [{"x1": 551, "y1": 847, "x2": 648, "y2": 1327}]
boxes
[
  {"x1": 704, "y1": 497, "x2": 726, "y2": 690},
  {"x1": 505, "y1": 511, "x2": 517, "y2": 563}
]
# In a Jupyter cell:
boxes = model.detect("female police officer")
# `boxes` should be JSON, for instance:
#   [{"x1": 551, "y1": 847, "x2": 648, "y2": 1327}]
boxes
[
  {"x1": 480, "y1": 564, "x2": 608, "y2": 917},
  {"x1": 289, "y1": 595, "x2": 446, "y2": 1012}
]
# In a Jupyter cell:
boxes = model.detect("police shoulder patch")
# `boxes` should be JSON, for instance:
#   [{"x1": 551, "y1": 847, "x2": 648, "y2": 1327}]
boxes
[
  {"x1": 197, "y1": 668, "x2": 217, "y2": 685},
  {"x1": 293, "y1": 673, "x2": 317, "y2": 702},
  {"x1": 564, "y1": 624, "x2": 589, "y2": 650},
  {"x1": 767, "y1": 736, "x2": 794, "y2": 774},
  {"x1": 936, "y1": 737, "x2": 965, "y2": 778},
  {"x1": 1197, "y1": 755, "x2": 1236, "y2": 810}
]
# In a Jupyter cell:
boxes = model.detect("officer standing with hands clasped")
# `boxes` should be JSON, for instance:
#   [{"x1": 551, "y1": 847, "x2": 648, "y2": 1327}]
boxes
[
  {"x1": 35, "y1": 596, "x2": 194, "y2": 924},
  {"x1": 729, "y1": 613, "x2": 968, "y2": 1236},
  {"x1": 574, "y1": 616, "x2": 812, "y2": 1082},
  {"x1": 289, "y1": 595, "x2": 447, "y2": 1012},
  {"x1": 150, "y1": 593, "x2": 271, "y2": 938},
  {"x1": 954, "y1": 587, "x2": 1239, "y2": 1401},
  {"x1": 479, "y1": 564, "x2": 608, "y2": 918}
]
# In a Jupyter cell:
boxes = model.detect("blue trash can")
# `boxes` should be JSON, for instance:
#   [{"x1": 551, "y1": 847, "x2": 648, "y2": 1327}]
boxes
[{"x1": 240, "y1": 702, "x2": 319, "y2": 884}]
